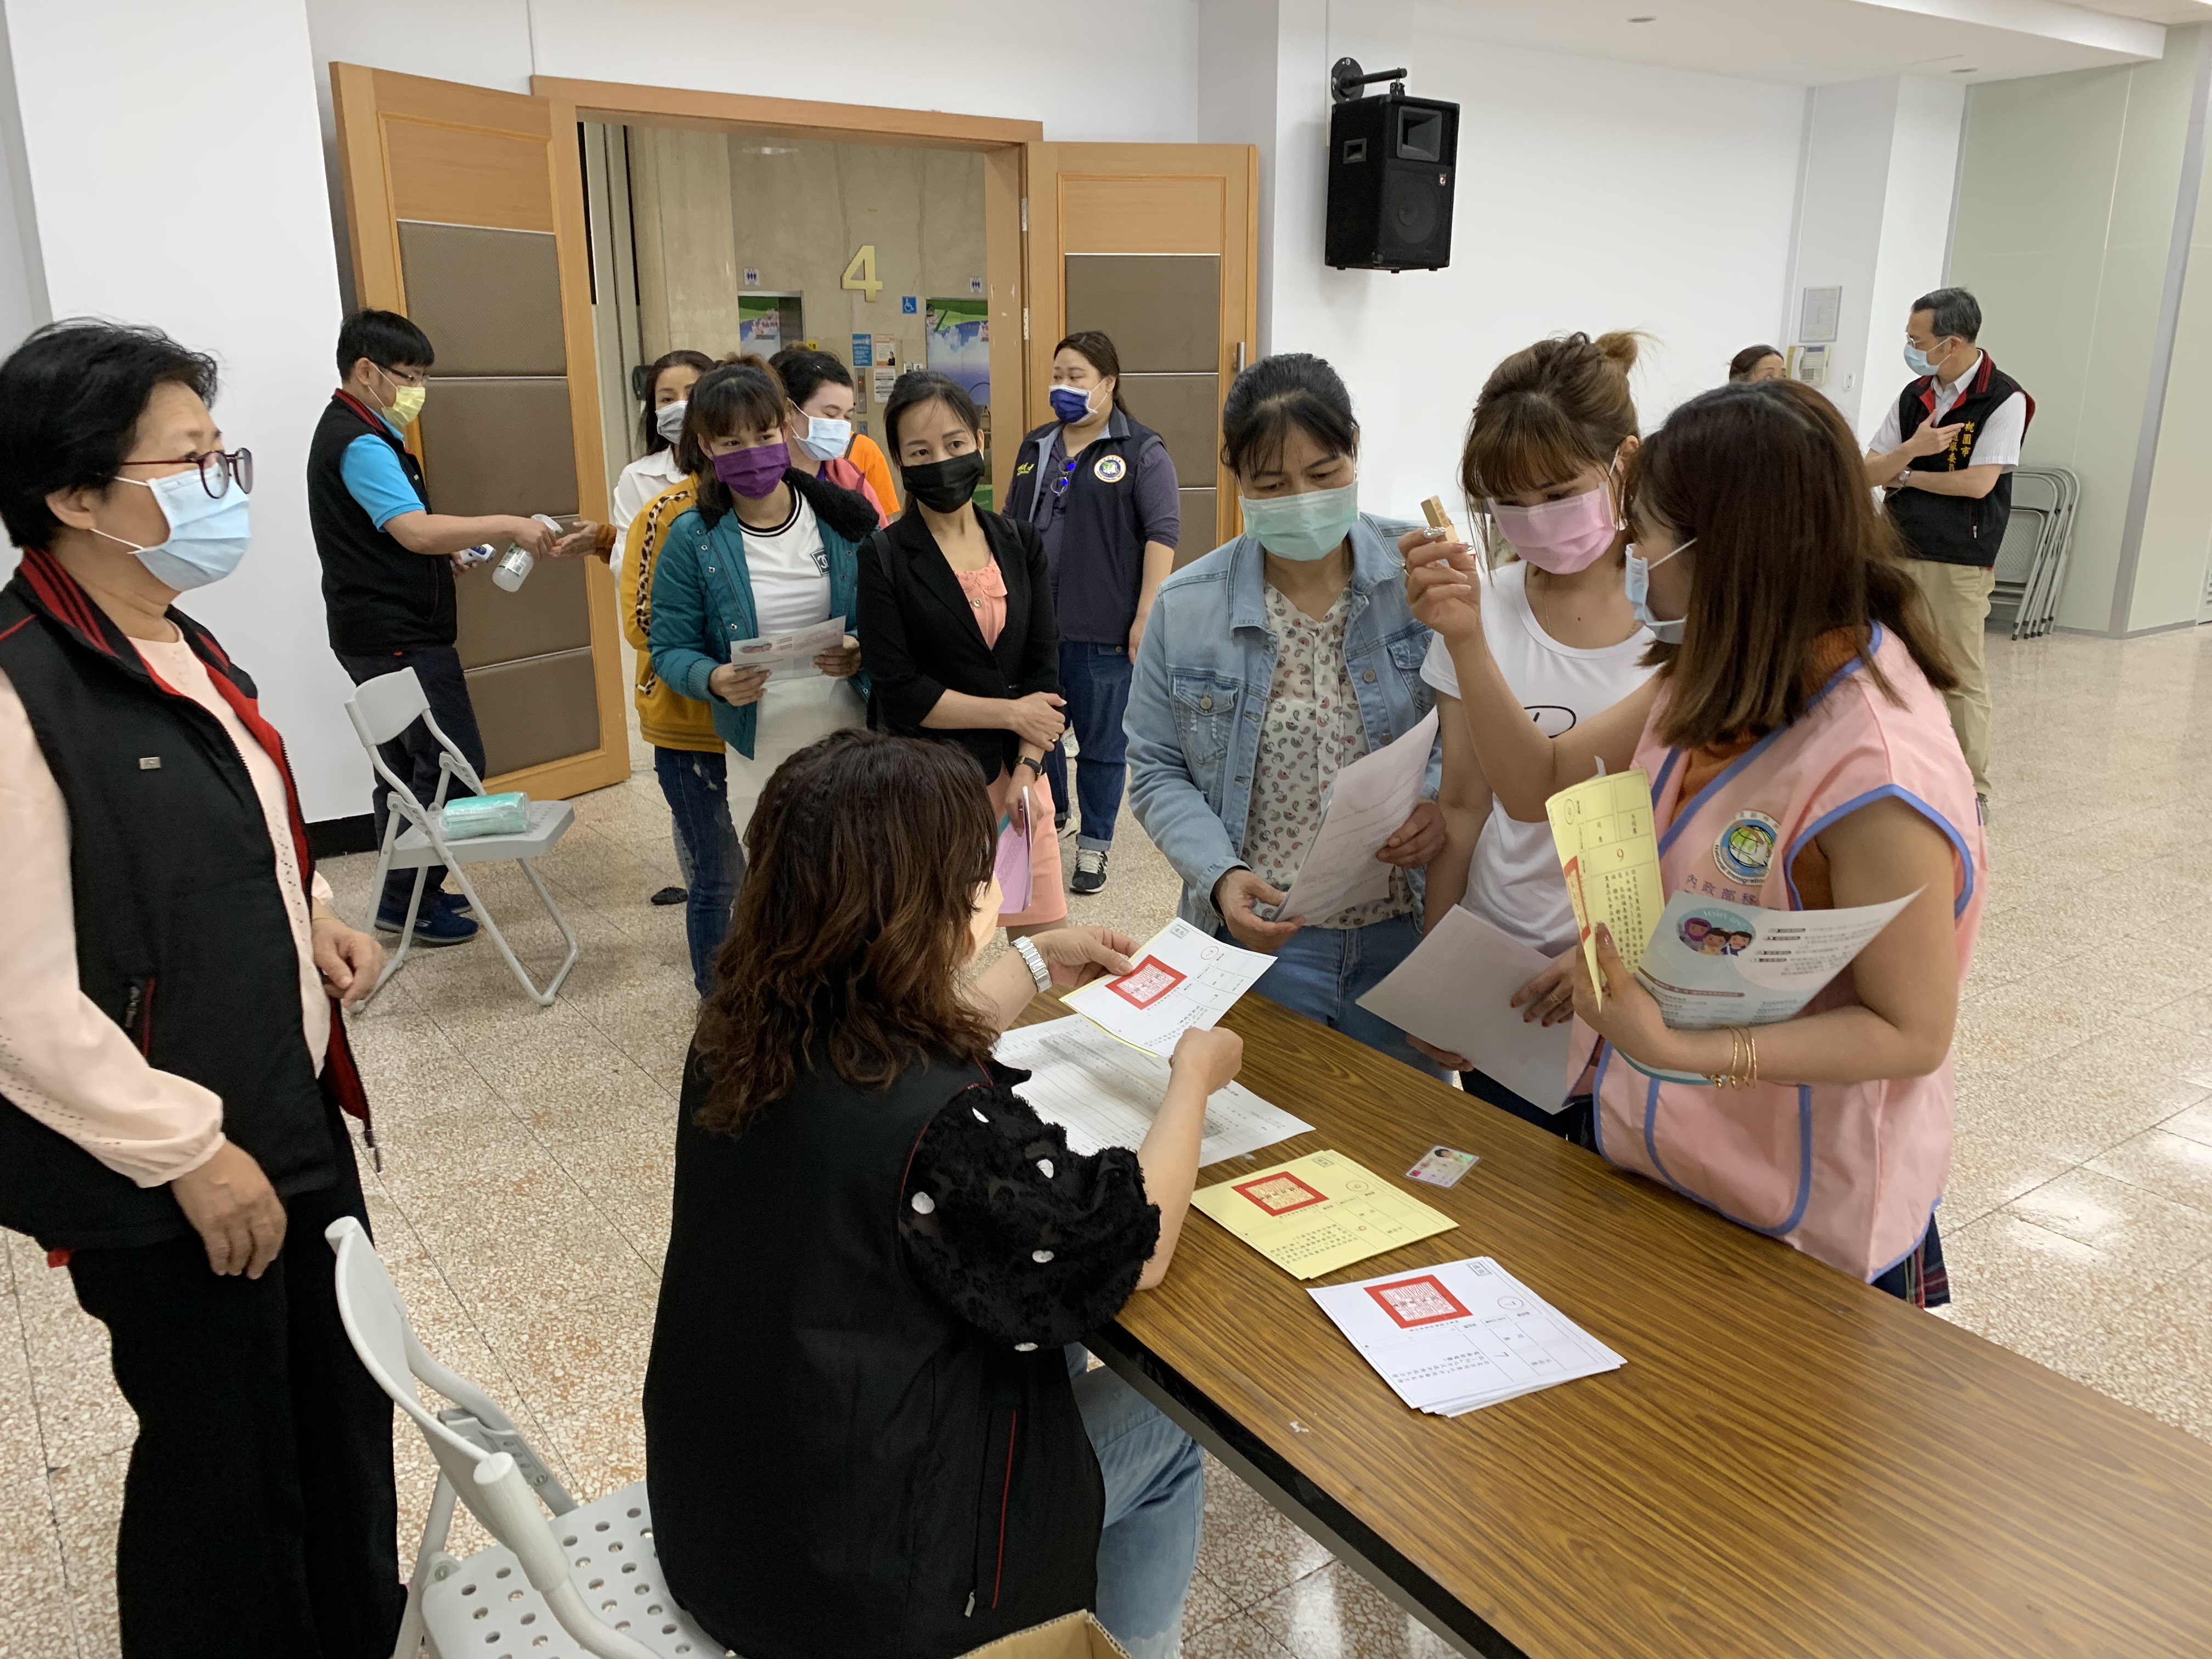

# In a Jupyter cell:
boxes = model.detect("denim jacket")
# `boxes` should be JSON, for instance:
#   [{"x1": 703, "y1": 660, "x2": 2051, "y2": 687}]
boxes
[
  {"x1": 1125, "y1": 515, "x2": 1441, "y2": 930},
  {"x1": 647, "y1": 499, "x2": 867, "y2": 759}
]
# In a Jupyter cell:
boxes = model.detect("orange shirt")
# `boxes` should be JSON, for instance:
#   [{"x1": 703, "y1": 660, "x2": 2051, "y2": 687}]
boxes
[{"x1": 849, "y1": 432, "x2": 899, "y2": 515}]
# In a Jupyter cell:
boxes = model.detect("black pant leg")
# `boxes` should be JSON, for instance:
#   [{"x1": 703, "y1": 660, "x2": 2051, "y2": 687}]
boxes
[{"x1": 65, "y1": 1133, "x2": 401, "y2": 1659}]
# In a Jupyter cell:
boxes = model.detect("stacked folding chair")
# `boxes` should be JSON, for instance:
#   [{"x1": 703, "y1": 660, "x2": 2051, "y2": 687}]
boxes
[{"x1": 1989, "y1": 466, "x2": 2079, "y2": 639}]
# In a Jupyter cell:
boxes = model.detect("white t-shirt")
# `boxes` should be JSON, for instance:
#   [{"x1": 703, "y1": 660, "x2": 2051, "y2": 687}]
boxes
[
  {"x1": 1420, "y1": 562, "x2": 1655, "y2": 956},
  {"x1": 609, "y1": 447, "x2": 687, "y2": 576},
  {"x1": 737, "y1": 492, "x2": 862, "y2": 736},
  {"x1": 1869, "y1": 353, "x2": 2027, "y2": 467}
]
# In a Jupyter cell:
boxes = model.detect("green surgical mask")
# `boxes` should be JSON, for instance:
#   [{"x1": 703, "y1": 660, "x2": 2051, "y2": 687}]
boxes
[{"x1": 1239, "y1": 480, "x2": 1358, "y2": 561}]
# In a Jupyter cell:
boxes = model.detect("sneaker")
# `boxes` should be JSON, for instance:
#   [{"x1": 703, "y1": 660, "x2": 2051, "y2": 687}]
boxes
[
  {"x1": 439, "y1": 888, "x2": 472, "y2": 916},
  {"x1": 374, "y1": 899, "x2": 479, "y2": 946},
  {"x1": 649, "y1": 886, "x2": 688, "y2": 907},
  {"x1": 1071, "y1": 847, "x2": 1109, "y2": 895}
]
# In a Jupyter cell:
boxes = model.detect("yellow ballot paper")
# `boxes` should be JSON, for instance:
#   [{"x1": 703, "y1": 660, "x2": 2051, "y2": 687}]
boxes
[
  {"x1": 1545, "y1": 769, "x2": 1664, "y2": 1005},
  {"x1": 1190, "y1": 1150, "x2": 1455, "y2": 1280}
]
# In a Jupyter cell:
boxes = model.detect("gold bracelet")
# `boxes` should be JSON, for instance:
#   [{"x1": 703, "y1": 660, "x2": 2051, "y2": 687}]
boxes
[
  {"x1": 1744, "y1": 1026, "x2": 1759, "y2": 1090},
  {"x1": 1708, "y1": 1025, "x2": 1758, "y2": 1089}
]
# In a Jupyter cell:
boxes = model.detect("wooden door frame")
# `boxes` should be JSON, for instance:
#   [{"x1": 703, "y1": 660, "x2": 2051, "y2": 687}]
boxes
[
  {"x1": 532, "y1": 78, "x2": 1041, "y2": 501},
  {"x1": 1022, "y1": 142, "x2": 1260, "y2": 549},
  {"x1": 332, "y1": 63, "x2": 627, "y2": 801}
]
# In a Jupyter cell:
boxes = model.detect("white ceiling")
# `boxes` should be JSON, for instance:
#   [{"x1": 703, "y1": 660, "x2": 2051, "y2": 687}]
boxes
[{"x1": 1413, "y1": 0, "x2": 2181, "y2": 86}]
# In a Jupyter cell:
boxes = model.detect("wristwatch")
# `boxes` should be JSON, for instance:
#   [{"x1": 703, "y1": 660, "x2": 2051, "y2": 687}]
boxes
[
  {"x1": 1015, "y1": 754, "x2": 1045, "y2": 777},
  {"x1": 1013, "y1": 935, "x2": 1052, "y2": 992}
]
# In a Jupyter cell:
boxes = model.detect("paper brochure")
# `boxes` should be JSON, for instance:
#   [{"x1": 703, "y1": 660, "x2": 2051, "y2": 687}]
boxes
[{"x1": 727, "y1": 617, "x2": 848, "y2": 677}]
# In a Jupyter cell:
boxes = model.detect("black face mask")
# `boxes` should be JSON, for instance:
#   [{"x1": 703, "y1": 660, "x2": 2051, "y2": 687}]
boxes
[{"x1": 902, "y1": 451, "x2": 986, "y2": 513}]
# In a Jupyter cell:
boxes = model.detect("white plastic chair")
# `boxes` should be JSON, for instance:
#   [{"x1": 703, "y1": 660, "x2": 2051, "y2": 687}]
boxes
[
  {"x1": 343, "y1": 667, "x2": 580, "y2": 1007},
  {"x1": 326, "y1": 1217, "x2": 727, "y2": 1659}
]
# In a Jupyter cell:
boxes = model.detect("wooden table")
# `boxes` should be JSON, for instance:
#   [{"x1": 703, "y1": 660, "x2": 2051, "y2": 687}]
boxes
[{"x1": 1017, "y1": 994, "x2": 2212, "y2": 1658}]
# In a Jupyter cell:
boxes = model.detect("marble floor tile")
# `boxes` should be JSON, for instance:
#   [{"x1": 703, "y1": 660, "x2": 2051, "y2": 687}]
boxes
[{"x1": 22, "y1": 624, "x2": 2212, "y2": 1657}]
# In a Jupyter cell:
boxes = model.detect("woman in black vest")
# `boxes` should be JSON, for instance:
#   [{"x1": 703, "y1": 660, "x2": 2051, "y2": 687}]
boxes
[
  {"x1": 0, "y1": 321, "x2": 403, "y2": 1656},
  {"x1": 1005, "y1": 331, "x2": 1182, "y2": 896},
  {"x1": 643, "y1": 727, "x2": 1238, "y2": 1659}
]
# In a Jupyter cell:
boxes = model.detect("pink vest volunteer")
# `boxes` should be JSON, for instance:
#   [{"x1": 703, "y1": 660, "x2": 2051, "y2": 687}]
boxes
[{"x1": 1575, "y1": 626, "x2": 1986, "y2": 1281}]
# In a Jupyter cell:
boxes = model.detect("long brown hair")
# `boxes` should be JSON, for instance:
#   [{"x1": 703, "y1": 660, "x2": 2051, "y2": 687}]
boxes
[
  {"x1": 1460, "y1": 331, "x2": 1644, "y2": 505},
  {"x1": 1626, "y1": 378, "x2": 1955, "y2": 748},
  {"x1": 692, "y1": 730, "x2": 998, "y2": 1133}
]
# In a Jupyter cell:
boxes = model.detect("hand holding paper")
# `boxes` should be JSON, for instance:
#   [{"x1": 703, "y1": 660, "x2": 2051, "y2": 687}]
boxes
[
  {"x1": 729, "y1": 617, "x2": 849, "y2": 678},
  {"x1": 1062, "y1": 918, "x2": 1275, "y2": 1058},
  {"x1": 1274, "y1": 707, "x2": 1440, "y2": 923}
]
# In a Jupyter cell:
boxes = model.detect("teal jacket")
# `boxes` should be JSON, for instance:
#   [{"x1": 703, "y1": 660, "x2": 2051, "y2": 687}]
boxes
[{"x1": 647, "y1": 471, "x2": 876, "y2": 757}]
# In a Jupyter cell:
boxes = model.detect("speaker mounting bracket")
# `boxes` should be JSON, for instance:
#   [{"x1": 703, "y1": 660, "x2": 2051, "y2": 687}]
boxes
[{"x1": 1330, "y1": 57, "x2": 1407, "y2": 104}]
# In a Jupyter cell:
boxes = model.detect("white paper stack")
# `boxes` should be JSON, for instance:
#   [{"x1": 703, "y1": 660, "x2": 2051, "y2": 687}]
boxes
[
  {"x1": 1308, "y1": 1257, "x2": 1623, "y2": 1416},
  {"x1": 994, "y1": 1016, "x2": 1312, "y2": 1166}
]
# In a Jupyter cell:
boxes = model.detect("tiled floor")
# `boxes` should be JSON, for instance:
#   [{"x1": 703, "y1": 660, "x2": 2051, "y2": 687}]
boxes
[{"x1": 10, "y1": 623, "x2": 2212, "y2": 1657}]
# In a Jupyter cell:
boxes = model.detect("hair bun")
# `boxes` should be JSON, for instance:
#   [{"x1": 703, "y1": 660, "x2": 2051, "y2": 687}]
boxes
[{"x1": 1592, "y1": 330, "x2": 1647, "y2": 374}]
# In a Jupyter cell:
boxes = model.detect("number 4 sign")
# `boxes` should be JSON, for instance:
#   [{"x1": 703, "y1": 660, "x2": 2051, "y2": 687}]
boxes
[{"x1": 841, "y1": 244, "x2": 882, "y2": 301}]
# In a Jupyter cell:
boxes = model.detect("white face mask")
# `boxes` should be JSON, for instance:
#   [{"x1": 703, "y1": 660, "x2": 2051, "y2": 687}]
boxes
[
  {"x1": 654, "y1": 400, "x2": 688, "y2": 444},
  {"x1": 795, "y1": 414, "x2": 853, "y2": 462},
  {"x1": 1623, "y1": 536, "x2": 1694, "y2": 644}
]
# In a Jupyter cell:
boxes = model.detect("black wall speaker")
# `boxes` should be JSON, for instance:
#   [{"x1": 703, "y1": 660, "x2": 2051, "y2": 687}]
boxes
[{"x1": 1325, "y1": 92, "x2": 1458, "y2": 272}]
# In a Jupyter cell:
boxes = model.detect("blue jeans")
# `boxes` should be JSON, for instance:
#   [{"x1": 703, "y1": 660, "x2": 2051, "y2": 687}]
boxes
[
  {"x1": 1043, "y1": 641, "x2": 1134, "y2": 852},
  {"x1": 1069, "y1": 1348, "x2": 1202, "y2": 1659},
  {"x1": 1226, "y1": 912, "x2": 1446, "y2": 1079},
  {"x1": 653, "y1": 747, "x2": 742, "y2": 997},
  {"x1": 336, "y1": 643, "x2": 487, "y2": 917}
]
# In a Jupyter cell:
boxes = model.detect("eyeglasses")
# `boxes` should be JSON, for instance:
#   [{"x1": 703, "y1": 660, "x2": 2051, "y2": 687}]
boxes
[
  {"x1": 375, "y1": 363, "x2": 428, "y2": 389},
  {"x1": 1048, "y1": 456, "x2": 1080, "y2": 499},
  {"x1": 117, "y1": 448, "x2": 254, "y2": 500}
]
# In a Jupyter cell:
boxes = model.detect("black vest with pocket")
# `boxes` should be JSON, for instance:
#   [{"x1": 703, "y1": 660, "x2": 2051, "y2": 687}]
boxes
[
  {"x1": 1886, "y1": 355, "x2": 2034, "y2": 569},
  {"x1": 0, "y1": 552, "x2": 362, "y2": 1250},
  {"x1": 644, "y1": 1045, "x2": 1103, "y2": 1658},
  {"x1": 307, "y1": 390, "x2": 452, "y2": 653},
  {"x1": 1003, "y1": 411, "x2": 1167, "y2": 643}
]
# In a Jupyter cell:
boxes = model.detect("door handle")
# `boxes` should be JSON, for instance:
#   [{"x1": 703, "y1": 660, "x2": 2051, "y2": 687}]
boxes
[{"x1": 1234, "y1": 341, "x2": 1246, "y2": 373}]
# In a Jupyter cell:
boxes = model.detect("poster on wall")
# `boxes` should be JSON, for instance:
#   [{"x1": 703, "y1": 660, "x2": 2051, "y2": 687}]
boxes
[
  {"x1": 925, "y1": 298, "x2": 990, "y2": 406},
  {"x1": 739, "y1": 297, "x2": 781, "y2": 351}
]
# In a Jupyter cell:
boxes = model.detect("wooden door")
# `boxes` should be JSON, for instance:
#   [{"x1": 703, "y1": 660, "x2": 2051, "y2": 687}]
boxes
[
  {"x1": 1023, "y1": 144, "x2": 1259, "y2": 555},
  {"x1": 331, "y1": 64, "x2": 625, "y2": 799}
]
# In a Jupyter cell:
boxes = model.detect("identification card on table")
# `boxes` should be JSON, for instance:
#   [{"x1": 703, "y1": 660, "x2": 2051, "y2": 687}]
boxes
[
  {"x1": 1406, "y1": 1147, "x2": 1479, "y2": 1188},
  {"x1": 1190, "y1": 1150, "x2": 1455, "y2": 1279},
  {"x1": 729, "y1": 617, "x2": 848, "y2": 677},
  {"x1": 1545, "y1": 769, "x2": 1663, "y2": 1002}
]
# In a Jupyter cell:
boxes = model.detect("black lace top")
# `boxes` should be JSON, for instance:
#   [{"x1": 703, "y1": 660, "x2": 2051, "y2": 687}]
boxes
[{"x1": 898, "y1": 1064, "x2": 1159, "y2": 1350}]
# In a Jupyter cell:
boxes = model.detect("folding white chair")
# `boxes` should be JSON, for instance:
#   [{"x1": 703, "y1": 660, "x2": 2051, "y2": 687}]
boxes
[
  {"x1": 326, "y1": 1217, "x2": 727, "y2": 1659},
  {"x1": 344, "y1": 668, "x2": 580, "y2": 1007}
]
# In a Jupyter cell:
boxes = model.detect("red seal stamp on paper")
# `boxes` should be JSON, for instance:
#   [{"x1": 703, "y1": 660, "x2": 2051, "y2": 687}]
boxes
[
  {"x1": 1365, "y1": 1273, "x2": 1470, "y2": 1329},
  {"x1": 1232, "y1": 1171, "x2": 1328, "y2": 1216},
  {"x1": 1108, "y1": 955, "x2": 1186, "y2": 1008}
]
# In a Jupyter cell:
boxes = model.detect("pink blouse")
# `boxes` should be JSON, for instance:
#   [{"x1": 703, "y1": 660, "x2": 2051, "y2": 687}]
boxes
[
  {"x1": 0, "y1": 631, "x2": 333, "y2": 1188},
  {"x1": 954, "y1": 560, "x2": 1008, "y2": 650}
]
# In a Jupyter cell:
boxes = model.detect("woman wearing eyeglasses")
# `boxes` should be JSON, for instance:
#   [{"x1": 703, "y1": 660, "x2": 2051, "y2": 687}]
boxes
[{"x1": 0, "y1": 320, "x2": 403, "y2": 1656}]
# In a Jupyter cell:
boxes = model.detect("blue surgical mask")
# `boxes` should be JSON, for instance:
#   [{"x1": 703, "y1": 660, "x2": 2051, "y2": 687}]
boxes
[
  {"x1": 99, "y1": 469, "x2": 251, "y2": 590},
  {"x1": 1903, "y1": 342, "x2": 1939, "y2": 377},
  {"x1": 1240, "y1": 481, "x2": 1360, "y2": 562},
  {"x1": 1049, "y1": 383, "x2": 1102, "y2": 424},
  {"x1": 654, "y1": 399, "x2": 687, "y2": 443},
  {"x1": 795, "y1": 415, "x2": 853, "y2": 462},
  {"x1": 1624, "y1": 537, "x2": 1694, "y2": 644}
]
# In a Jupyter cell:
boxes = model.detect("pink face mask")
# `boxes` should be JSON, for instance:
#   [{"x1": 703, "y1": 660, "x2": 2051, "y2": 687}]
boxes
[{"x1": 1488, "y1": 478, "x2": 1620, "y2": 573}]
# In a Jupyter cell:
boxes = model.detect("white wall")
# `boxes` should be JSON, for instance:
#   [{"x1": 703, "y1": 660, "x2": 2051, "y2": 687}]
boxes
[
  {"x1": 306, "y1": 0, "x2": 1206, "y2": 304},
  {"x1": 1289, "y1": 25, "x2": 1807, "y2": 520},
  {"x1": 1, "y1": 0, "x2": 360, "y2": 821}
]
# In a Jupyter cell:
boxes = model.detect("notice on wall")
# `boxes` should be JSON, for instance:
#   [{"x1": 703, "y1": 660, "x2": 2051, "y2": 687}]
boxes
[
  {"x1": 872, "y1": 366, "x2": 897, "y2": 402},
  {"x1": 742, "y1": 267, "x2": 761, "y2": 288},
  {"x1": 850, "y1": 332, "x2": 872, "y2": 367}
]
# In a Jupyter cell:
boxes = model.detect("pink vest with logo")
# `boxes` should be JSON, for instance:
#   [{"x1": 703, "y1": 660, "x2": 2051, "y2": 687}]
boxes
[{"x1": 1575, "y1": 626, "x2": 1986, "y2": 1281}]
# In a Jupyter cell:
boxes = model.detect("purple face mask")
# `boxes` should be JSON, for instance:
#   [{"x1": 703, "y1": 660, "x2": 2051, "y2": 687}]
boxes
[{"x1": 712, "y1": 441, "x2": 789, "y2": 498}]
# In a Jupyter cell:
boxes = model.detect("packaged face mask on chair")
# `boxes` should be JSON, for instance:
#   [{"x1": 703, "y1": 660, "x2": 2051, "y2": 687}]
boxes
[{"x1": 441, "y1": 792, "x2": 531, "y2": 839}]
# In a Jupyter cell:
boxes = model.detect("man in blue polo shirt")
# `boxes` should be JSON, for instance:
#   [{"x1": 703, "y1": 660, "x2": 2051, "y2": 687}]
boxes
[{"x1": 307, "y1": 309, "x2": 588, "y2": 943}]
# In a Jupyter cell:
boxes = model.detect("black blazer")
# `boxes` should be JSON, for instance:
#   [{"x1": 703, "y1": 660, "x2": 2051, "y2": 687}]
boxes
[{"x1": 857, "y1": 506, "x2": 1060, "y2": 780}]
